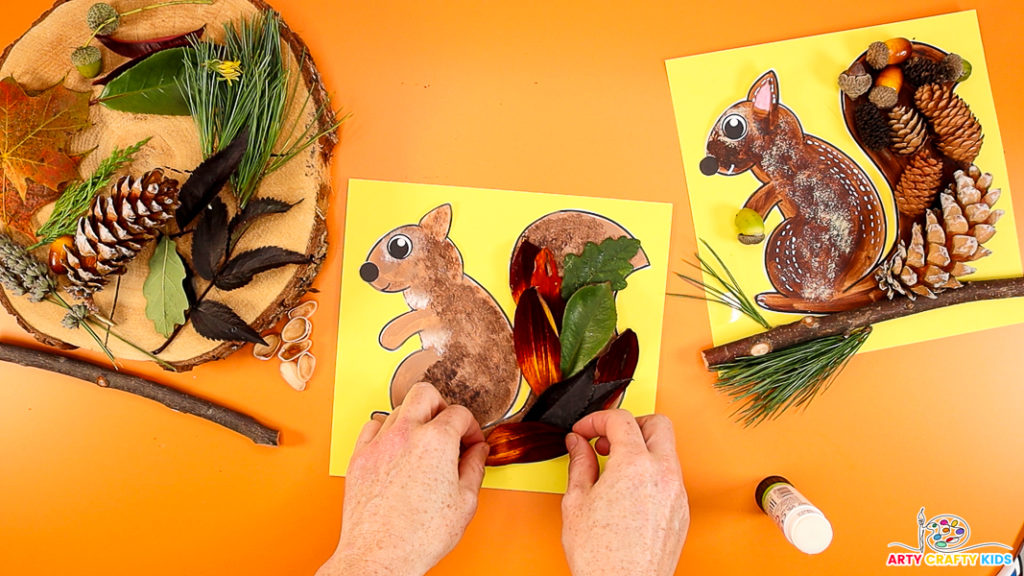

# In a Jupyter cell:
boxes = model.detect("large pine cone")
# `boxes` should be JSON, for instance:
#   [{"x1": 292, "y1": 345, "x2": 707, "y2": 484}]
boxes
[
  {"x1": 58, "y1": 169, "x2": 180, "y2": 300},
  {"x1": 894, "y1": 146, "x2": 943, "y2": 219},
  {"x1": 877, "y1": 166, "x2": 1001, "y2": 299},
  {"x1": 914, "y1": 83, "x2": 984, "y2": 165}
]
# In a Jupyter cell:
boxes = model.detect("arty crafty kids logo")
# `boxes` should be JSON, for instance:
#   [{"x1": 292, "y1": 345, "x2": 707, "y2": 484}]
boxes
[{"x1": 886, "y1": 507, "x2": 1013, "y2": 568}]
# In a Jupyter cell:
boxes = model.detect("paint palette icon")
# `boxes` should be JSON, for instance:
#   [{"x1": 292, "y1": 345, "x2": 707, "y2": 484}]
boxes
[{"x1": 927, "y1": 515, "x2": 970, "y2": 551}]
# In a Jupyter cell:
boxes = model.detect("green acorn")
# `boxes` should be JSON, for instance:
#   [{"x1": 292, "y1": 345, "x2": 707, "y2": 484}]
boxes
[
  {"x1": 735, "y1": 208, "x2": 765, "y2": 245},
  {"x1": 87, "y1": 3, "x2": 120, "y2": 36},
  {"x1": 958, "y1": 59, "x2": 973, "y2": 82},
  {"x1": 71, "y1": 46, "x2": 103, "y2": 79}
]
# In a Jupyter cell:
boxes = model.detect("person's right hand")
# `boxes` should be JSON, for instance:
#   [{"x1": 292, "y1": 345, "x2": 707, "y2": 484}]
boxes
[{"x1": 561, "y1": 410, "x2": 688, "y2": 576}]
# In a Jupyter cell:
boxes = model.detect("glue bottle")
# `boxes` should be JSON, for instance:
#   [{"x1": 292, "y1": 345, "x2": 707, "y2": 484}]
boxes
[{"x1": 755, "y1": 475, "x2": 834, "y2": 555}]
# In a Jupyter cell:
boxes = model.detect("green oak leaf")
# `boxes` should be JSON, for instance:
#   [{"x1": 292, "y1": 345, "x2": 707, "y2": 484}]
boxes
[
  {"x1": 561, "y1": 237, "x2": 642, "y2": 299},
  {"x1": 144, "y1": 235, "x2": 189, "y2": 337}
]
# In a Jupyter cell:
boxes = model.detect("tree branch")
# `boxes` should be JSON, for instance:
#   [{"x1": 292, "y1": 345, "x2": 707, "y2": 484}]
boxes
[
  {"x1": 0, "y1": 341, "x2": 279, "y2": 446},
  {"x1": 702, "y1": 277, "x2": 1024, "y2": 368}
]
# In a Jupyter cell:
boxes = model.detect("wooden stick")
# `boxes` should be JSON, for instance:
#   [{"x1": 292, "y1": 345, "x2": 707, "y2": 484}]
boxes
[
  {"x1": 0, "y1": 341, "x2": 279, "y2": 446},
  {"x1": 702, "y1": 277, "x2": 1024, "y2": 368}
]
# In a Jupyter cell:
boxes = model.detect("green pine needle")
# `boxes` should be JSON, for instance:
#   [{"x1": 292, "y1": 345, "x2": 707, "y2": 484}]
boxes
[
  {"x1": 712, "y1": 326, "x2": 872, "y2": 426},
  {"x1": 32, "y1": 138, "x2": 151, "y2": 250},
  {"x1": 180, "y1": 11, "x2": 345, "y2": 208},
  {"x1": 670, "y1": 240, "x2": 772, "y2": 330}
]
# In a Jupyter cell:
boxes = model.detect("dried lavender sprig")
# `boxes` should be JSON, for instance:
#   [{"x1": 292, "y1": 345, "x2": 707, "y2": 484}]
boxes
[{"x1": 0, "y1": 233, "x2": 57, "y2": 302}]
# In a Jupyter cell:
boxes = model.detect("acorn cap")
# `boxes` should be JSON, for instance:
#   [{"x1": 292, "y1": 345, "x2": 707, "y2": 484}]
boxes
[
  {"x1": 87, "y1": 3, "x2": 120, "y2": 35},
  {"x1": 71, "y1": 46, "x2": 102, "y2": 79}
]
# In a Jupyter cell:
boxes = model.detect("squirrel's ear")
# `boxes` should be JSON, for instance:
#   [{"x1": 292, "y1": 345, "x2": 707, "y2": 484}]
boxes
[
  {"x1": 748, "y1": 71, "x2": 779, "y2": 119},
  {"x1": 420, "y1": 204, "x2": 453, "y2": 240}
]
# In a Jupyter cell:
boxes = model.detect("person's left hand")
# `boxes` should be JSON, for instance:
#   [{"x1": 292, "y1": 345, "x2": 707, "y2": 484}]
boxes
[{"x1": 316, "y1": 383, "x2": 490, "y2": 576}]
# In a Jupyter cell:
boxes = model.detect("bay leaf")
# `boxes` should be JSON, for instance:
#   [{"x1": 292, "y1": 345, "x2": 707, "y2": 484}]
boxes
[
  {"x1": 559, "y1": 283, "x2": 616, "y2": 377},
  {"x1": 97, "y1": 25, "x2": 205, "y2": 59},
  {"x1": 191, "y1": 300, "x2": 266, "y2": 345},
  {"x1": 98, "y1": 47, "x2": 191, "y2": 116},
  {"x1": 143, "y1": 235, "x2": 188, "y2": 337}
]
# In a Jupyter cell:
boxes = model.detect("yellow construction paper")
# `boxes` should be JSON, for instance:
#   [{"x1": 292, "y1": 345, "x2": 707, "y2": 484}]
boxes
[
  {"x1": 666, "y1": 10, "x2": 1022, "y2": 351},
  {"x1": 330, "y1": 180, "x2": 673, "y2": 494}
]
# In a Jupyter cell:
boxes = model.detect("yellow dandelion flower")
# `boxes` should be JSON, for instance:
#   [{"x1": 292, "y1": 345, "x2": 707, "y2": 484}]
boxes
[{"x1": 205, "y1": 59, "x2": 243, "y2": 85}]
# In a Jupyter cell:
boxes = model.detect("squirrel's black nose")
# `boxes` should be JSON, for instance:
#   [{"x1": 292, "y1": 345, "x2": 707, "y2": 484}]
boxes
[
  {"x1": 359, "y1": 262, "x2": 379, "y2": 283},
  {"x1": 699, "y1": 156, "x2": 719, "y2": 176}
]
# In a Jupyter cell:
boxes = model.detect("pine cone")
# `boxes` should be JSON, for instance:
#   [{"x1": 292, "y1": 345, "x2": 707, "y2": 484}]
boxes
[
  {"x1": 902, "y1": 56, "x2": 956, "y2": 86},
  {"x1": 59, "y1": 169, "x2": 180, "y2": 300},
  {"x1": 854, "y1": 101, "x2": 890, "y2": 150},
  {"x1": 914, "y1": 83, "x2": 984, "y2": 164},
  {"x1": 876, "y1": 166, "x2": 1002, "y2": 300},
  {"x1": 894, "y1": 146, "x2": 943, "y2": 219},
  {"x1": 888, "y1": 105, "x2": 928, "y2": 156}
]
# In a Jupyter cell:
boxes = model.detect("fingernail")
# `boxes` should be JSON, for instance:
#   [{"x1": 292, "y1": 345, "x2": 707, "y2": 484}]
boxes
[
  {"x1": 566, "y1": 433, "x2": 579, "y2": 451},
  {"x1": 370, "y1": 410, "x2": 389, "y2": 421}
]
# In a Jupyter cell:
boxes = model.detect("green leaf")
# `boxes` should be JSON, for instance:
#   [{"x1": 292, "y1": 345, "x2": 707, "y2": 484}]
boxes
[
  {"x1": 561, "y1": 237, "x2": 642, "y2": 298},
  {"x1": 144, "y1": 235, "x2": 189, "y2": 337},
  {"x1": 98, "y1": 47, "x2": 191, "y2": 115},
  {"x1": 560, "y1": 283, "x2": 616, "y2": 378}
]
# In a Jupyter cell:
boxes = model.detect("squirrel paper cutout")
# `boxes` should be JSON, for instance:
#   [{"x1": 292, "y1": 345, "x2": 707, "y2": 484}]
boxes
[
  {"x1": 701, "y1": 71, "x2": 888, "y2": 313},
  {"x1": 359, "y1": 204, "x2": 519, "y2": 426}
]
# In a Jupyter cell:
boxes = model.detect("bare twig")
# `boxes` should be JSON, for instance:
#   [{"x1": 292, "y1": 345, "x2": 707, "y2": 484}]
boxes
[
  {"x1": 0, "y1": 341, "x2": 279, "y2": 446},
  {"x1": 702, "y1": 277, "x2": 1024, "y2": 368}
]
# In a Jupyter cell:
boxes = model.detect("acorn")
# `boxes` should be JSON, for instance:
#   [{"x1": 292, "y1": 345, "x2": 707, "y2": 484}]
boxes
[
  {"x1": 956, "y1": 58, "x2": 973, "y2": 82},
  {"x1": 70, "y1": 46, "x2": 102, "y2": 79},
  {"x1": 47, "y1": 236, "x2": 75, "y2": 275},
  {"x1": 838, "y1": 61, "x2": 872, "y2": 99},
  {"x1": 869, "y1": 66, "x2": 903, "y2": 110},
  {"x1": 866, "y1": 37, "x2": 912, "y2": 69},
  {"x1": 735, "y1": 208, "x2": 765, "y2": 245},
  {"x1": 87, "y1": 3, "x2": 120, "y2": 36}
]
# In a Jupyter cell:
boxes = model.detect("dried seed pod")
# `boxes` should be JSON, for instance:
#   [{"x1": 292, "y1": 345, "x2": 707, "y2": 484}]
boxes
[
  {"x1": 838, "y1": 62, "x2": 872, "y2": 99},
  {"x1": 866, "y1": 37, "x2": 912, "y2": 69},
  {"x1": 854, "y1": 101, "x2": 891, "y2": 150},
  {"x1": 281, "y1": 316, "x2": 311, "y2": 343},
  {"x1": 288, "y1": 300, "x2": 318, "y2": 319},
  {"x1": 280, "y1": 361, "x2": 308, "y2": 391},
  {"x1": 278, "y1": 340, "x2": 312, "y2": 362},
  {"x1": 253, "y1": 334, "x2": 281, "y2": 361},
  {"x1": 297, "y1": 353, "x2": 316, "y2": 383},
  {"x1": 902, "y1": 56, "x2": 955, "y2": 86},
  {"x1": 869, "y1": 66, "x2": 903, "y2": 109},
  {"x1": 887, "y1": 105, "x2": 928, "y2": 156}
]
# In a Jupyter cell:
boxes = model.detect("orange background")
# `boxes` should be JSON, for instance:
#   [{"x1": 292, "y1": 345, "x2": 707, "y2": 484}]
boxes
[{"x1": 1, "y1": 1, "x2": 1022, "y2": 575}]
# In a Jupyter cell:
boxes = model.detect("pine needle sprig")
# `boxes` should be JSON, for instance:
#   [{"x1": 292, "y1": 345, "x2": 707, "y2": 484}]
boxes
[
  {"x1": 180, "y1": 11, "x2": 345, "y2": 208},
  {"x1": 32, "y1": 138, "x2": 151, "y2": 249},
  {"x1": 712, "y1": 326, "x2": 871, "y2": 426},
  {"x1": 670, "y1": 240, "x2": 772, "y2": 330}
]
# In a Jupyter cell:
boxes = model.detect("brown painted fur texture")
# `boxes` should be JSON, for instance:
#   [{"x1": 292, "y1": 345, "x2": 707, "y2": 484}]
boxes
[
  {"x1": 703, "y1": 71, "x2": 887, "y2": 313},
  {"x1": 361, "y1": 204, "x2": 519, "y2": 426}
]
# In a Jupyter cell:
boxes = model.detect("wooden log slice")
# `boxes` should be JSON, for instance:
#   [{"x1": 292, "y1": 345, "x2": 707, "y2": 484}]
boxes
[{"x1": 0, "y1": 0, "x2": 337, "y2": 370}]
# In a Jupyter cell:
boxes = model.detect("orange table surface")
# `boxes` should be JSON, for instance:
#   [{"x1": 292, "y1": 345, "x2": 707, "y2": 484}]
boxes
[{"x1": 2, "y1": 1, "x2": 1023, "y2": 575}]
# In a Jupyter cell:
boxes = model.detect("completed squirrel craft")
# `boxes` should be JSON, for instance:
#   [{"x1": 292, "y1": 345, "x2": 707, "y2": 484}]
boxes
[{"x1": 700, "y1": 64, "x2": 1001, "y2": 314}]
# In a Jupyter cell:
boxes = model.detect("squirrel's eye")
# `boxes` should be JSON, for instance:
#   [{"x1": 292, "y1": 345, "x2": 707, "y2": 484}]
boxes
[
  {"x1": 387, "y1": 234, "x2": 412, "y2": 259},
  {"x1": 722, "y1": 114, "x2": 747, "y2": 140}
]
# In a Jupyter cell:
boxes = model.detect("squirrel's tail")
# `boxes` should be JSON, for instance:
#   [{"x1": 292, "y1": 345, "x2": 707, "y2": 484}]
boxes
[{"x1": 842, "y1": 41, "x2": 1001, "y2": 303}]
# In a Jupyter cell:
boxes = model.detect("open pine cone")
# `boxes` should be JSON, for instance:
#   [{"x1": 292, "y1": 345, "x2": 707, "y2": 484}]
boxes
[
  {"x1": 55, "y1": 169, "x2": 180, "y2": 300},
  {"x1": 876, "y1": 166, "x2": 1002, "y2": 299}
]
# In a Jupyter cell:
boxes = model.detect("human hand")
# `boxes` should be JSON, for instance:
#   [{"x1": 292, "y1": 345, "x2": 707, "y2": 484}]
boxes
[
  {"x1": 316, "y1": 383, "x2": 490, "y2": 576},
  {"x1": 561, "y1": 410, "x2": 688, "y2": 576}
]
